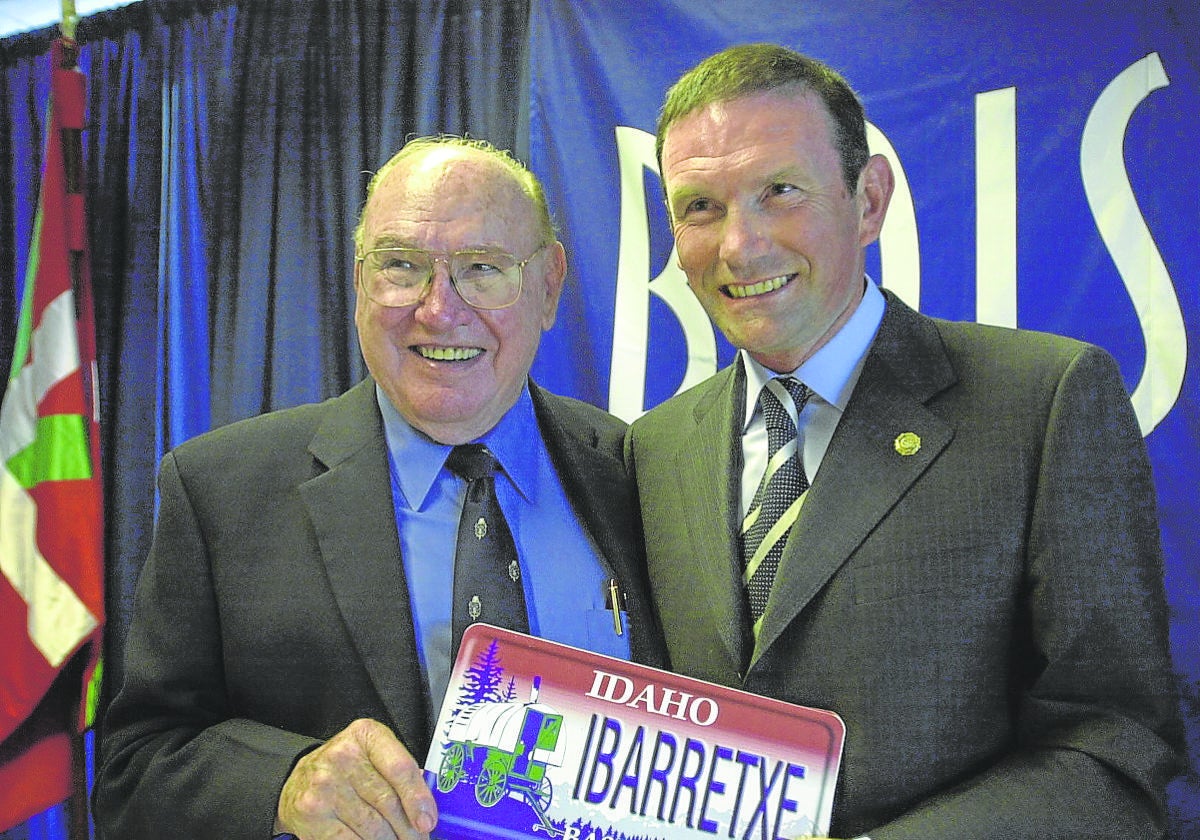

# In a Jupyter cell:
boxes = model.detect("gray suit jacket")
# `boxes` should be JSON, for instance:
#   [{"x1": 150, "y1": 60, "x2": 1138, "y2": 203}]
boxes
[
  {"x1": 95, "y1": 378, "x2": 665, "y2": 840},
  {"x1": 626, "y1": 292, "x2": 1182, "y2": 838}
]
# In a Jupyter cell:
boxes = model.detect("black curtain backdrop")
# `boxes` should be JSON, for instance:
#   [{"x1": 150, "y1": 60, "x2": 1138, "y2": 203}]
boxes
[{"x1": 0, "y1": 0, "x2": 529, "y2": 778}]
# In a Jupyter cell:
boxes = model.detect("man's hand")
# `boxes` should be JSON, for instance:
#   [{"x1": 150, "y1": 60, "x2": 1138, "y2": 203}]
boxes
[{"x1": 275, "y1": 718, "x2": 438, "y2": 839}]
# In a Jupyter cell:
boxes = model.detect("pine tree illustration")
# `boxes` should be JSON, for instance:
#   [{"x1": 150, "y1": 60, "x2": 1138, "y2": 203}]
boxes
[
  {"x1": 458, "y1": 638, "x2": 510, "y2": 705},
  {"x1": 440, "y1": 638, "x2": 513, "y2": 740}
]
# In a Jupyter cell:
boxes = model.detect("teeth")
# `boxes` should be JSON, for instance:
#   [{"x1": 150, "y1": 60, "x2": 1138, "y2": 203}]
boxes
[
  {"x1": 416, "y1": 346, "x2": 483, "y2": 361},
  {"x1": 726, "y1": 275, "x2": 792, "y2": 299}
]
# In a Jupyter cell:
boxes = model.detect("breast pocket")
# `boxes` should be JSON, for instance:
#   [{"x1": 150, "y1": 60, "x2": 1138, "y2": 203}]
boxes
[{"x1": 582, "y1": 607, "x2": 633, "y2": 660}]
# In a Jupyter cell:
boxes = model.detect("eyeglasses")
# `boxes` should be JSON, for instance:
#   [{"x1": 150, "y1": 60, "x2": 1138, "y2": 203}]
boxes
[{"x1": 355, "y1": 243, "x2": 549, "y2": 310}]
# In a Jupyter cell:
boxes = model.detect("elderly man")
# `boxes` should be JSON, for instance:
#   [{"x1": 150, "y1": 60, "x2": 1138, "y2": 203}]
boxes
[
  {"x1": 94, "y1": 136, "x2": 663, "y2": 840},
  {"x1": 625, "y1": 44, "x2": 1182, "y2": 838}
]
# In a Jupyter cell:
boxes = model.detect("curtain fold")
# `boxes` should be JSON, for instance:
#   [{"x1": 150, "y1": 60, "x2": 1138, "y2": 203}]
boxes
[{"x1": 0, "y1": 2, "x2": 528, "y2": 835}]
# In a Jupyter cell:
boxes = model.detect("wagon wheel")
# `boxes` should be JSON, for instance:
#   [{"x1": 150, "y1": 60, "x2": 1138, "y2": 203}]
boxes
[
  {"x1": 530, "y1": 775, "x2": 552, "y2": 814},
  {"x1": 475, "y1": 760, "x2": 508, "y2": 808},
  {"x1": 437, "y1": 743, "x2": 466, "y2": 793}
]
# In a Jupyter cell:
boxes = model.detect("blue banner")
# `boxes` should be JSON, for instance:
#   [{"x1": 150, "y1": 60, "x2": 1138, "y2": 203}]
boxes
[{"x1": 528, "y1": 0, "x2": 1199, "y2": 827}]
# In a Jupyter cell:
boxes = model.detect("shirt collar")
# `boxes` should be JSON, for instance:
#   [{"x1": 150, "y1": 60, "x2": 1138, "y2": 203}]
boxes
[
  {"x1": 740, "y1": 277, "x2": 886, "y2": 431},
  {"x1": 377, "y1": 382, "x2": 536, "y2": 509}
]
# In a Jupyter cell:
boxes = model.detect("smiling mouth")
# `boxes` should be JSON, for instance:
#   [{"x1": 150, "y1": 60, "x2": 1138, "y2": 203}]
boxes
[
  {"x1": 413, "y1": 346, "x2": 483, "y2": 362},
  {"x1": 723, "y1": 274, "x2": 794, "y2": 299}
]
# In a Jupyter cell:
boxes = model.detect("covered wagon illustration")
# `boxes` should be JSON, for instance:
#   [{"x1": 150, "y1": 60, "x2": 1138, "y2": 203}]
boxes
[{"x1": 436, "y1": 676, "x2": 566, "y2": 834}]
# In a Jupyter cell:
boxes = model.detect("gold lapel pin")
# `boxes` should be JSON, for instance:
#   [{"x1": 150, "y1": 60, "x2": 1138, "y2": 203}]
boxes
[{"x1": 894, "y1": 431, "x2": 921, "y2": 456}]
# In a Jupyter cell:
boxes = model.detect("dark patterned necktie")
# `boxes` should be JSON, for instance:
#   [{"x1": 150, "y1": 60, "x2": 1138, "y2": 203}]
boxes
[
  {"x1": 446, "y1": 444, "x2": 529, "y2": 658},
  {"x1": 742, "y1": 377, "x2": 812, "y2": 631}
]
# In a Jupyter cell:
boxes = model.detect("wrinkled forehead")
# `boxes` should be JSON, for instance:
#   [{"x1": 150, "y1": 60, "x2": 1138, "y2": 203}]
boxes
[
  {"x1": 664, "y1": 88, "x2": 834, "y2": 157},
  {"x1": 661, "y1": 89, "x2": 841, "y2": 192}
]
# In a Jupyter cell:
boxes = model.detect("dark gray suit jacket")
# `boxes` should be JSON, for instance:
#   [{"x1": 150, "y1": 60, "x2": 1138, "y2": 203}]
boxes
[
  {"x1": 94, "y1": 378, "x2": 665, "y2": 840},
  {"x1": 626, "y1": 292, "x2": 1182, "y2": 838}
]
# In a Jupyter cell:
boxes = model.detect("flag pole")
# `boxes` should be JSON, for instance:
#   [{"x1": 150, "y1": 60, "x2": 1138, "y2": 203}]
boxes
[
  {"x1": 61, "y1": 0, "x2": 77, "y2": 40},
  {"x1": 60, "y1": 7, "x2": 91, "y2": 840}
]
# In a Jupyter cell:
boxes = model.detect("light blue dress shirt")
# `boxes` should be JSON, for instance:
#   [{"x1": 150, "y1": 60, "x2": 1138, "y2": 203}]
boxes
[
  {"x1": 376, "y1": 383, "x2": 631, "y2": 718},
  {"x1": 738, "y1": 278, "x2": 886, "y2": 519}
]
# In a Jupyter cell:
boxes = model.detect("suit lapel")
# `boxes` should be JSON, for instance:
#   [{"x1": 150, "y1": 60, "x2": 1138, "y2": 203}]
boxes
[
  {"x1": 673, "y1": 362, "x2": 752, "y2": 673},
  {"x1": 299, "y1": 380, "x2": 430, "y2": 750},
  {"x1": 752, "y1": 296, "x2": 958, "y2": 665},
  {"x1": 530, "y1": 383, "x2": 626, "y2": 573}
]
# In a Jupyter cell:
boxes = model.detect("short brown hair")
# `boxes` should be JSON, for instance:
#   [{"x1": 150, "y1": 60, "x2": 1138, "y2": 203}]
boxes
[{"x1": 656, "y1": 44, "x2": 870, "y2": 190}]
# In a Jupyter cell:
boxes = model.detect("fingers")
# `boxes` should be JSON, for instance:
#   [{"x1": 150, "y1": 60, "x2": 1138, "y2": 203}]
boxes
[
  {"x1": 358, "y1": 719, "x2": 438, "y2": 835},
  {"x1": 276, "y1": 719, "x2": 438, "y2": 839}
]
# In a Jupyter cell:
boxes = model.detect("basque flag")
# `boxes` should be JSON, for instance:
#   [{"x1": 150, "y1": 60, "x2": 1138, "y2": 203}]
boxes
[{"x1": 0, "y1": 37, "x2": 104, "y2": 831}]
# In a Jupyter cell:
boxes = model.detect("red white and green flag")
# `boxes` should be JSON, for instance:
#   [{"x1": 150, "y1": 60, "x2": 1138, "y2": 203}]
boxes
[{"x1": 0, "y1": 37, "x2": 105, "y2": 831}]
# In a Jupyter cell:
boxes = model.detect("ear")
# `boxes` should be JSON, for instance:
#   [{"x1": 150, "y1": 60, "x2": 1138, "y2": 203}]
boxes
[
  {"x1": 856, "y1": 154, "x2": 894, "y2": 248},
  {"x1": 352, "y1": 256, "x2": 367, "y2": 319},
  {"x1": 540, "y1": 241, "x2": 567, "y2": 330}
]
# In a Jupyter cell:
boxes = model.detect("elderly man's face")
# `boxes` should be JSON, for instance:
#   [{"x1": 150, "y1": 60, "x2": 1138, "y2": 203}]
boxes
[
  {"x1": 354, "y1": 147, "x2": 564, "y2": 444},
  {"x1": 662, "y1": 88, "x2": 891, "y2": 373}
]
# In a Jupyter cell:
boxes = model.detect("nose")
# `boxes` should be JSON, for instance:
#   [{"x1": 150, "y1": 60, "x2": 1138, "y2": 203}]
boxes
[
  {"x1": 718, "y1": 205, "x2": 770, "y2": 272},
  {"x1": 413, "y1": 260, "x2": 472, "y2": 328}
]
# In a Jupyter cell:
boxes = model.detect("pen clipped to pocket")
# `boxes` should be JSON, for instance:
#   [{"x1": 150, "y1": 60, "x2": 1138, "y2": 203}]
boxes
[{"x1": 604, "y1": 577, "x2": 626, "y2": 636}]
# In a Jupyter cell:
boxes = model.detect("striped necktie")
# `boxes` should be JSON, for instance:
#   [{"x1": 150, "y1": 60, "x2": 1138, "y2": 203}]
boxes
[{"x1": 742, "y1": 377, "x2": 812, "y2": 632}]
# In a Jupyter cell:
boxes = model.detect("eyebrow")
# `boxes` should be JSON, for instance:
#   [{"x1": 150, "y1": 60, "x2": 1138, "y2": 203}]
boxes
[
  {"x1": 668, "y1": 164, "x2": 812, "y2": 207},
  {"x1": 666, "y1": 185, "x2": 705, "y2": 212},
  {"x1": 365, "y1": 236, "x2": 511, "y2": 253},
  {"x1": 366, "y1": 234, "x2": 419, "y2": 250}
]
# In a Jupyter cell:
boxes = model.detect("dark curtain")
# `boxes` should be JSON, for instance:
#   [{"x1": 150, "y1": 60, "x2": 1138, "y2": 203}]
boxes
[{"x1": 0, "y1": 1, "x2": 528, "y2": 835}]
